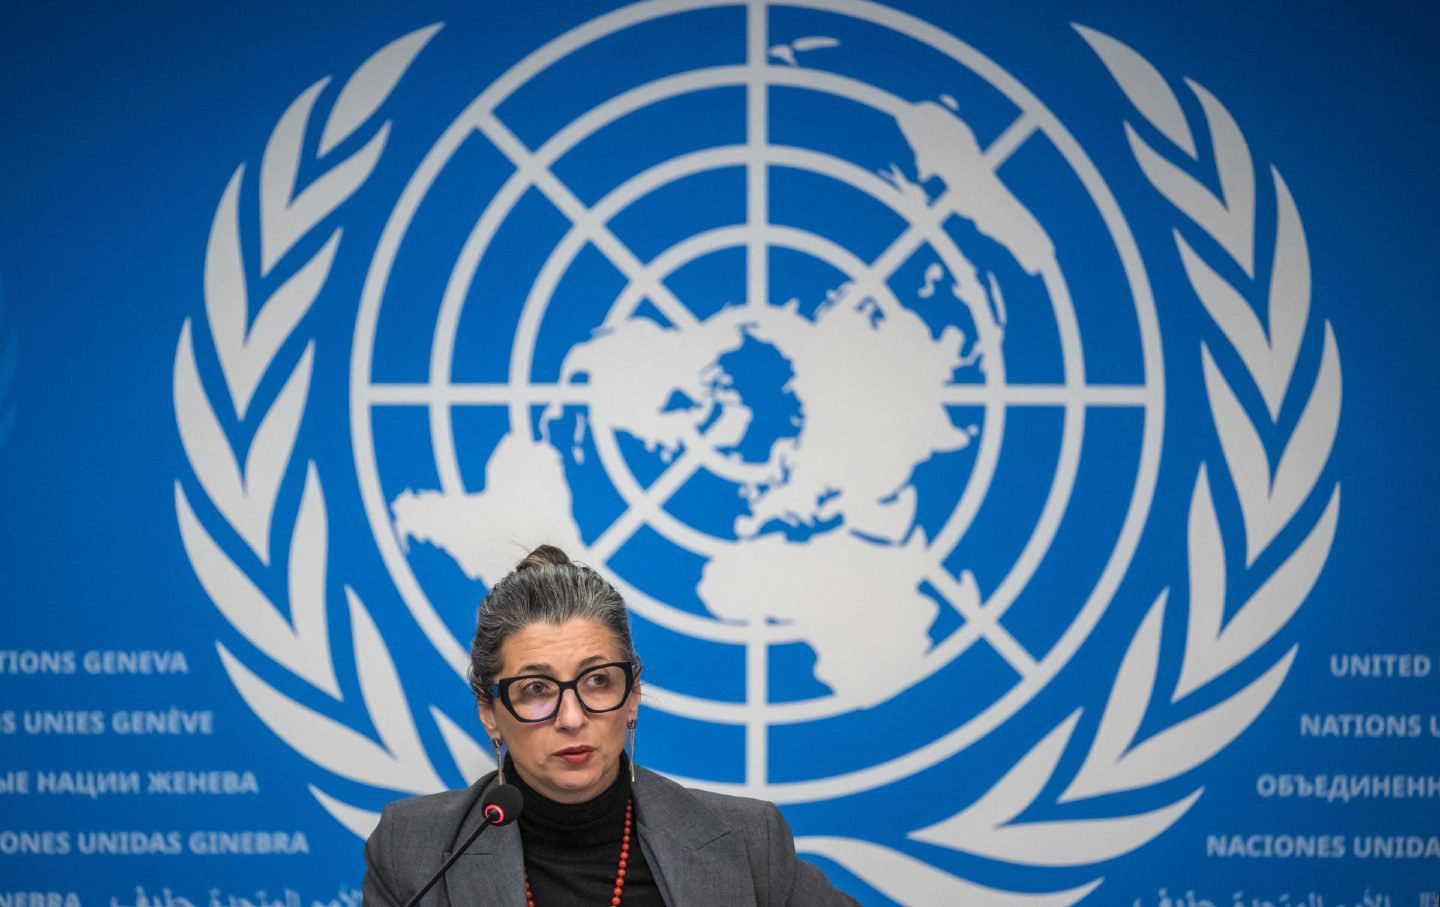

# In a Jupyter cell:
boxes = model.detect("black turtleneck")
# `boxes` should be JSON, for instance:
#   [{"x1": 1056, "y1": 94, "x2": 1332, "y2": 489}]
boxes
[{"x1": 507, "y1": 755, "x2": 666, "y2": 906}]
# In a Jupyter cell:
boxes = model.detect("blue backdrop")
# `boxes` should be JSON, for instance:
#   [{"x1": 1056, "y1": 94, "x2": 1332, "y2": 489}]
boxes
[{"x1": 1, "y1": 2, "x2": 1437, "y2": 905}]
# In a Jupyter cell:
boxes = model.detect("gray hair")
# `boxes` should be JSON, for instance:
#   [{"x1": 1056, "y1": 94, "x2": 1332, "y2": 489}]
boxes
[{"x1": 468, "y1": 544, "x2": 639, "y2": 702}]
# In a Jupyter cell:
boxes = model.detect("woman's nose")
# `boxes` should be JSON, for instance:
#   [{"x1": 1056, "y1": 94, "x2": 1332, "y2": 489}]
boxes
[{"x1": 552, "y1": 687, "x2": 588, "y2": 728}]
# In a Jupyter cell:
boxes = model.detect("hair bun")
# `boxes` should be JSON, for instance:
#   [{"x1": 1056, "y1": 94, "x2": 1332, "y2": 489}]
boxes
[{"x1": 516, "y1": 544, "x2": 571, "y2": 572}]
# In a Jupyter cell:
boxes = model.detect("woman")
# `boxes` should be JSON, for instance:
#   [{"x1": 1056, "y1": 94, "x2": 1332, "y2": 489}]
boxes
[{"x1": 364, "y1": 545, "x2": 858, "y2": 906}]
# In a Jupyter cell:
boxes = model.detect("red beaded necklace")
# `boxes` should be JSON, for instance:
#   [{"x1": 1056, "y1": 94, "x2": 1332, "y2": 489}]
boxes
[{"x1": 524, "y1": 798, "x2": 633, "y2": 907}]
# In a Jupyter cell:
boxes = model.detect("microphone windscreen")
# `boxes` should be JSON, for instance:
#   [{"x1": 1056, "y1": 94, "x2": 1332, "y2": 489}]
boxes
[{"x1": 481, "y1": 783, "x2": 523, "y2": 826}]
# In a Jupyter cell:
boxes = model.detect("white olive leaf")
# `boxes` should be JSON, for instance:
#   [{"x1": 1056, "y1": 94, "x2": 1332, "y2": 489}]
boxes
[
  {"x1": 1204, "y1": 329, "x2": 1340, "y2": 565},
  {"x1": 219, "y1": 230, "x2": 339, "y2": 421},
  {"x1": 173, "y1": 324, "x2": 313, "y2": 565},
  {"x1": 217, "y1": 642, "x2": 428, "y2": 792},
  {"x1": 917, "y1": 795, "x2": 1199, "y2": 868},
  {"x1": 1173, "y1": 466, "x2": 1227, "y2": 701},
  {"x1": 173, "y1": 322, "x2": 255, "y2": 561},
  {"x1": 1178, "y1": 234, "x2": 1271, "y2": 402},
  {"x1": 175, "y1": 480, "x2": 338, "y2": 696},
  {"x1": 1073, "y1": 24, "x2": 1195, "y2": 157},
  {"x1": 321, "y1": 23, "x2": 442, "y2": 156},
  {"x1": 1178, "y1": 484, "x2": 1339, "y2": 699},
  {"x1": 286, "y1": 463, "x2": 341, "y2": 698},
  {"x1": 305, "y1": 707, "x2": 484, "y2": 841},
  {"x1": 347, "y1": 587, "x2": 446, "y2": 795},
  {"x1": 1184, "y1": 79, "x2": 1256, "y2": 276},
  {"x1": 1123, "y1": 72, "x2": 1257, "y2": 279},
  {"x1": 177, "y1": 321, "x2": 241, "y2": 515},
  {"x1": 1176, "y1": 178, "x2": 1311, "y2": 425},
  {"x1": 798, "y1": 837, "x2": 1100, "y2": 906},
  {"x1": 432, "y1": 706, "x2": 495, "y2": 784},
  {"x1": 1266, "y1": 325, "x2": 1341, "y2": 549},
  {"x1": 239, "y1": 343, "x2": 315, "y2": 561},
  {"x1": 1262, "y1": 170, "x2": 1311, "y2": 420},
  {"x1": 307, "y1": 695, "x2": 480, "y2": 841},
  {"x1": 1201, "y1": 344, "x2": 1272, "y2": 563},
  {"x1": 1060, "y1": 592, "x2": 1165, "y2": 801},
  {"x1": 1066, "y1": 590, "x2": 1295, "y2": 800},
  {"x1": 202, "y1": 167, "x2": 255, "y2": 418},
  {"x1": 260, "y1": 81, "x2": 389, "y2": 275},
  {"x1": 1090, "y1": 649, "x2": 1294, "y2": 798},
  {"x1": 200, "y1": 165, "x2": 333, "y2": 426},
  {"x1": 1227, "y1": 488, "x2": 1338, "y2": 653},
  {"x1": 929, "y1": 712, "x2": 1081, "y2": 832},
  {"x1": 309, "y1": 785, "x2": 382, "y2": 839},
  {"x1": 912, "y1": 713, "x2": 1199, "y2": 866},
  {"x1": 259, "y1": 78, "x2": 329, "y2": 274}
]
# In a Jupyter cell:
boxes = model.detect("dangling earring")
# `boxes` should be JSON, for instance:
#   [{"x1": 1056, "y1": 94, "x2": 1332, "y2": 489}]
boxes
[
  {"x1": 626, "y1": 719, "x2": 637, "y2": 783},
  {"x1": 493, "y1": 738, "x2": 506, "y2": 785}
]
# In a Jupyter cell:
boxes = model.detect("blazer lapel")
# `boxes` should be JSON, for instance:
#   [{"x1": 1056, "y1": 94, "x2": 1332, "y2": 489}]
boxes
[
  {"x1": 431, "y1": 769, "x2": 758, "y2": 907},
  {"x1": 440, "y1": 785, "x2": 527, "y2": 907},
  {"x1": 633, "y1": 770, "x2": 758, "y2": 907}
]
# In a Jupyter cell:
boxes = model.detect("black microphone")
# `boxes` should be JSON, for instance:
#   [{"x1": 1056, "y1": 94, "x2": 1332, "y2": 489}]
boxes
[
  {"x1": 478, "y1": 783, "x2": 523, "y2": 827},
  {"x1": 401, "y1": 784, "x2": 523, "y2": 907}
]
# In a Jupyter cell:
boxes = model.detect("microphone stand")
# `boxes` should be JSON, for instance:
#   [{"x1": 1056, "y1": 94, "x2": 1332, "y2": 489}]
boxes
[{"x1": 401, "y1": 786, "x2": 522, "y2": 907}]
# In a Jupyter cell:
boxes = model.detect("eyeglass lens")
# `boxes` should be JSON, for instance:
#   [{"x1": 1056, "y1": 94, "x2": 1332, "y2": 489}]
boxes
[{"x1": 508, "y1": 664, "x2": 629, "y2": 720}]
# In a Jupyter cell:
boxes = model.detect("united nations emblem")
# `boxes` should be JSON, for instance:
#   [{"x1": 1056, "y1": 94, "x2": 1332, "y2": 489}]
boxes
[{"x1": 174, "y1": 2, "x2": 1341, "y2": 902}]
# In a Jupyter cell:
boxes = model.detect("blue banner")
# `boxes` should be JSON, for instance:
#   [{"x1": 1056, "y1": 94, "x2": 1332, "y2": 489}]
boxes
[{"x1": 1, "y1": 2, "x2": 1437, "y2": 905}]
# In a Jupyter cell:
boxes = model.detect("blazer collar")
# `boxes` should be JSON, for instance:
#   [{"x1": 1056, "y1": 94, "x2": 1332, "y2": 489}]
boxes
[
  {"x1": 437, "y1": 768, "x2": 758, "y2": 907},
  {"x1": 441, "y1": 773, "x2": 527, "y2": 907},
  {"x1": 632, "y1": 767, "x2": 758, "y2": 907}
]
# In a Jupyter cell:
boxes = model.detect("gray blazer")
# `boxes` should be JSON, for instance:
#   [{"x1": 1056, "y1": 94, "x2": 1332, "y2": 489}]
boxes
[{"x1": 363, "y1": 766, "x2": 859, "y2": 906}]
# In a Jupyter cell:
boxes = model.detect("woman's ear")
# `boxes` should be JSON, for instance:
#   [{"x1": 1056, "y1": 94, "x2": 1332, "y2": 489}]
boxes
[
  {"x1": 627, "y1": 679, "x2": 642, "y2": 722},
  {"x1": 478, "y1": 700, "x2": 500, "y2": 742}
]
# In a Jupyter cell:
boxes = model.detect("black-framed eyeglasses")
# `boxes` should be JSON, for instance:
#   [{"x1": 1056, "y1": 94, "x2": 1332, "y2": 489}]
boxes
[{"x1": 488, "y1": 661, "x2": 638, "y2": 723}]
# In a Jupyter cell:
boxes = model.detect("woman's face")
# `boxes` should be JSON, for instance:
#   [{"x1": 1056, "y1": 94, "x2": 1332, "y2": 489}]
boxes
[{"x1": 478, "y1": 618, "x2": 640, "y2": 804}]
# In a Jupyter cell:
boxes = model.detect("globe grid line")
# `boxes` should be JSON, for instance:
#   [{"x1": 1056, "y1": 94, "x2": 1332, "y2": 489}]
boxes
[
  {"x1": 925, "y1": 568, "x2": 1039, "y2": 674},
  {"x1": 584, "y1": 438, "x2": 708, "y2": 564},
  {"x1": 362, "y1": 378, "x2": 1153, "y2": 408},
  {"x1": 864, "y1": 183, "x2": 968, "y2": 289},
  {"x1": 477, "y1": 111, "x2": 702, "y2": 332},
  {"x1": 364, "y1": 383, "x2": 599, "y2": 405},
  {"x1": 746, "y1": 0, "x2": 770, "y2": 315},
  {"x1": 983, "y1": 111, "x2": 1041, "y2": 168}
]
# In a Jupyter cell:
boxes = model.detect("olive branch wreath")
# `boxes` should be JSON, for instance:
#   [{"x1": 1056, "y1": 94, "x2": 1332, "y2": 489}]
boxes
[
  {"x1": 171, "y1": 19, "x2": 1341, "y2": 905},
  {"x1": 172, "y1": 24, "x2": 493, "y2": 837},
  {"x1": 792, "y1": 25, "x2": 1341, "y2": 905}
]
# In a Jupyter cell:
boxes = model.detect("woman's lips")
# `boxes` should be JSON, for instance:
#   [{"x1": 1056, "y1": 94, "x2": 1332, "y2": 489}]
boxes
[{"x1": 554, "y1": 746, "x2": 594, "y2": 765}]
